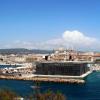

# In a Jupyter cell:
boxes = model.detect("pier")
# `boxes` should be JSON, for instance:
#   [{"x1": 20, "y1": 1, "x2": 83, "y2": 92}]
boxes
[{"x1": 0, "y1": 75, "x2": 85, "y2": 84}]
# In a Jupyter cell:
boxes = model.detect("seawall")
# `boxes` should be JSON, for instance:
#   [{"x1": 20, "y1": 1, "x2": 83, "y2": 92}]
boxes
[{"x1": 0, "y1": 75, "x2": 85, "y2": 84}]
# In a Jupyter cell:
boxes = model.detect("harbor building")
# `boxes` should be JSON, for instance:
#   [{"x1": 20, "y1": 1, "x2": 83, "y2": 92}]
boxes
[{"x1": 35, "y1": 61, "x2": 89, "y2": 76}]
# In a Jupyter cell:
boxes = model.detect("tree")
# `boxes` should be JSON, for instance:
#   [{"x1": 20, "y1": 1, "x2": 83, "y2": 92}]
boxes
[{"x1": 0, "y1": 88, "x2": 19, "y2": 100}]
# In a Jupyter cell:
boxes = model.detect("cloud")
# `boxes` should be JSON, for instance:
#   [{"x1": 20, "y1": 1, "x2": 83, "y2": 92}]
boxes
[
  {"x1": 43, "y1": 30, "x2": 100, "y2": 50},
  {"x1": 62, "y1": 30, "x2": 96, "y2": 45},
  {"x1": 61, "y1": 30, "x2": 99, "y2": 50},
  {"x1": 1, "y1": 30, "x2": 100, "y2": 51},
  {"x1": 3, "y1": 41, "x2": 38, "y2": 49}
]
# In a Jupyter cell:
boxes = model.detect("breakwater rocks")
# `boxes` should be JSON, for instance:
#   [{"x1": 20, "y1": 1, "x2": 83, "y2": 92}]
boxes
[{"x1": 0, "y1": 75, "x2": 85, "y2": 84}]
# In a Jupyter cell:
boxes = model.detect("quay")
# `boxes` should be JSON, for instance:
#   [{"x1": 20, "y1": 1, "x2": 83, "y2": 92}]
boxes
[
  {"x1": 0, "y1": 75, "x2": 85, "y2": 84},
  {"x1": 33, "y1": 71, "x2": 92, "y2": 79}
]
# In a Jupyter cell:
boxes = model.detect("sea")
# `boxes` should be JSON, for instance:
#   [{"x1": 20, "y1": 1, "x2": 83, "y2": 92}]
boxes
[{"x1": 0, "y1": 72, "x2": 100, "y2": 100}]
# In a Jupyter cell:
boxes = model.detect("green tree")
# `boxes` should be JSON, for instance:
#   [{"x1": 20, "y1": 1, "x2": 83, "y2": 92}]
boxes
[
  {"x1": 27, "y1": 89, "x2": 66, "y2": 100},
  {"x1": 0, "y1": 88, "x2": 19, "y2": 100}
]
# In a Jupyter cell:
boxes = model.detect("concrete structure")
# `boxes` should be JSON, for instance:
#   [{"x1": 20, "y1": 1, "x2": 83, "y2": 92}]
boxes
[{"x1": 35, "y1": 61, "x2": 89, "y2": 77}]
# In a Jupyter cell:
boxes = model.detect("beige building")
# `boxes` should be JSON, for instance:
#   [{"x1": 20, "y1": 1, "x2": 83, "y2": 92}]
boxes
[{"x1": 49, "y1": 48, "x2": 98, "y2": 62}]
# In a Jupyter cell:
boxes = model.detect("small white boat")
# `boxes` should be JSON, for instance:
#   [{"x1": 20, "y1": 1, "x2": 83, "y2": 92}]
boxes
[{"x1": 30, "y1": 86, "x2": 40, "y2": 89}]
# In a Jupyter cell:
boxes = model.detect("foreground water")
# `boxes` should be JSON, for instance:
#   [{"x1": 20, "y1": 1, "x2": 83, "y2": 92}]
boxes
[{"x1": 0, "y1": 72, "x2": 100, "y2": 100}]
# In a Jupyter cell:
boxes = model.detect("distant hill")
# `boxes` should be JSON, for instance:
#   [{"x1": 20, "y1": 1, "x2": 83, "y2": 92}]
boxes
[{"x1": 0, "y1": 48, "x2": 53, "y2": 55}]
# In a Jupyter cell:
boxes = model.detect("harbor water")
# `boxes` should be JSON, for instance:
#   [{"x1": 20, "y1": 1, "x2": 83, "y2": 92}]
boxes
[{"x1": 0, "y1": 72, "x2": 100, "y2": 100}]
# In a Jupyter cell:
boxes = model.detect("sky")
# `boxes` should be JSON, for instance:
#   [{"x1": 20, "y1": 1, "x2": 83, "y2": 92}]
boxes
[{"x1": 0, "y1": 0, "x2": 100, "y2": 51}]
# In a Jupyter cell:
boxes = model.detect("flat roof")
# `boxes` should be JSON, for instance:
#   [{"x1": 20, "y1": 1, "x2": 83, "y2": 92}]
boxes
[{"x1": 36, "y1": 61, "x2": 93, "y2": 64}]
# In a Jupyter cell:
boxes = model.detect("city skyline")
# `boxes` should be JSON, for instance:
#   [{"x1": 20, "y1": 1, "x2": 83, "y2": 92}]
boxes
[{"x1": 0, "y1": 0, "x2": 100, "y2": 51}]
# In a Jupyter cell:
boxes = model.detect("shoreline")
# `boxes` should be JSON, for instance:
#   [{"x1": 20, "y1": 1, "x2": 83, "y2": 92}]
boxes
[{"x1": 0, "y1": 75, "x2": 85, "y2": 84}]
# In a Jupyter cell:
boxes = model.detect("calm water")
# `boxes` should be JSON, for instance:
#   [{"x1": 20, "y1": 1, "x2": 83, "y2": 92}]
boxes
[
  {"x1": 0, "y1": 65, "x2": 20, "y2": 68},
  {"x1": 0, "y1": 72, "x2": 100, "y2": 100}
]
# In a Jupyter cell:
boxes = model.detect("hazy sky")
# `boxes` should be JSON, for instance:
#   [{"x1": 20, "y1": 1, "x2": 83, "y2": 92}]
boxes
[{"x1": 0, "y1": 0, "x2": 100, "y2": 50}]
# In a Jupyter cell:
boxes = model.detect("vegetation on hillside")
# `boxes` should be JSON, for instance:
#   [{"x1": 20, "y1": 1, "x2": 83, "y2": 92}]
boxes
[
  {"x1": 0, "y1": 88, "x2": 66, "y2": 100},
  {"x1": 0, "y1": 88, "x2": 19, "y2": 100}
]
